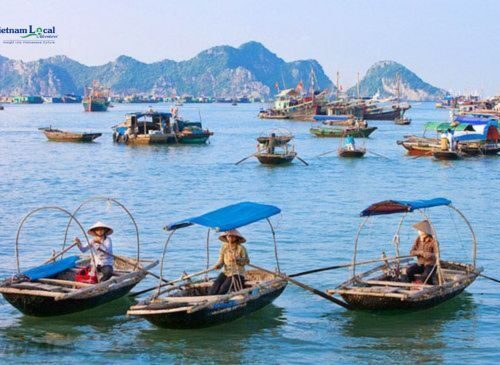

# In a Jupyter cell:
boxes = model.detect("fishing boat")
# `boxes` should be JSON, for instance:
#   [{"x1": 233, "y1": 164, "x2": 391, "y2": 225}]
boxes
[
  {"x1": 127, "y1": 202, "x2": 287, "y2": 329},
  {"x1": 174, "y1": 118, "x2": 213, "y2": 144},
  {"x1": 310, "y1": 125, "x2": 377, "y2": 138},
  {"x1": 83, "y1": 81, "x2": 110, "y2": 112},
  {"x1": 39, "y1": 127, "x2": 102, "y2": 142},
  {"x1": 0, "y1": 200, "x2": 158, "y2": 317},
  {"x1": 112, "y1": 110, "x2": 176, "y2": 145},
  {"x1": 326, "y1": 198, "x2": 482, "y2": 310},
  {"x1": 433, "y1": 151, "x2": 462, "y2": 160},
  {"x1": 256, "y1": 151, "x2": 297, "y2": 165}
]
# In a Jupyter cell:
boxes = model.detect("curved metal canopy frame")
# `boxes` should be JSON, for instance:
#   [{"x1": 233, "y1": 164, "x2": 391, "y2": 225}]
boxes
[
  {"x1": 351, "y1": 204, "x2": 477, "y2": 281},
  {"x1": 15, "y1": 206, "x2": 93, "y2": 273},
  {"x1": 62, "y1": 196, "x2": 141, "y2": 269},
  {"x1": 155, "y1": 219, "x2": 282, "y2": 298}
]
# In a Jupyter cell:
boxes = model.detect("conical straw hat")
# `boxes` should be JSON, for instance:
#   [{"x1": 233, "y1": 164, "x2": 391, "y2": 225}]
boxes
[
  {"x1": 87, "y1": 221, "x2": 114, "y2": 236},
  {"x1": 412, "y1": 220, "x2": 433, "y2": 236}
]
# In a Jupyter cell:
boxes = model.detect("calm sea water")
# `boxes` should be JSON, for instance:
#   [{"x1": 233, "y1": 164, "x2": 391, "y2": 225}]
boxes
[{"x1": 0, "y1": 102, "x2": 498, "y2": 364}]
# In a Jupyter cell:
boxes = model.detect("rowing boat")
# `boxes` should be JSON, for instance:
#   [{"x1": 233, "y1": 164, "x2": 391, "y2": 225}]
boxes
[
  {"x1": 326, "y1": 198, "x2": 482, "y2": 311},
  {"x1": 0, "y1": 200, "x2": 158, "y2": 317},
  {"x1": 127, "y1": 202, "x2": 287, "y2": 329},
  {"x1": 338, "y1": 148, "x2": 366, "y2": 158},
  {"x1": 39, "y1": 127, "x2": 102, "y2": 142}
]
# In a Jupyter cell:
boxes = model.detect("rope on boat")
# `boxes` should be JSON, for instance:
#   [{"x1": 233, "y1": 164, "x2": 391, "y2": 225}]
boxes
[
  {"x1": 62, "y1": 196, "x2": 141, "y2": 270},
  {"x1": 15, "y1": 206, "x2": 93, "y2": 273}
]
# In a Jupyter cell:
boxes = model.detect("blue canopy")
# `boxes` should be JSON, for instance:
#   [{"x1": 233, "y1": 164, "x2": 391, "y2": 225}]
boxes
[
  {"x1": 22, "y1": 255, "x2": 80, "y2": 280},
  {"x1": 360, "y1": 198, "x2": 452, "y2": 217},
  {"x1": 313, "y1": 115, "x2": 350, "y2": 121},
  {"x1": 455, "y1": 115, "x2": 498, "y2": 126},
  {"x1": 165, "y1": 202, "x2": 281, "y2": 231}
]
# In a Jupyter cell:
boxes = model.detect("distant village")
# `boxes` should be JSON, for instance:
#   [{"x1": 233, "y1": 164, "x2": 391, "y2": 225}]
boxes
[{"x1": 0, "y1": 94, "x2": 265, "y2": 104}]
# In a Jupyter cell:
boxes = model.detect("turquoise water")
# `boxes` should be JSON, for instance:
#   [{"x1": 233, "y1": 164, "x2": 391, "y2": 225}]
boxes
[{"x1": 0, "y1": 103, "x2": 498, "y2": 364}]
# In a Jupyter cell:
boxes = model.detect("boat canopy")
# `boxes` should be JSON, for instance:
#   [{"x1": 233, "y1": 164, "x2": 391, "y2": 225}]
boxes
[
  {"x1": 276, "y1": 89, "x2": 299, "y2": 98},
  {"x1": 126, "y1": 111, "x2": 172, "y2": 118},
  {"x1": 165, "y1": 202, "x2": 281, "y2": 232},
  {"x1": 424, "y1": 122, "x2": 474, "y2": 132},
  {"x1": 313, "y1": 115, "x2": 350, "y2": 121},
  {"x1": 455, "y1": 115, "x2": 498, "y2": 125},
  {"x1": 360, "y1": 198, "x2": 452, "y2": 217}
]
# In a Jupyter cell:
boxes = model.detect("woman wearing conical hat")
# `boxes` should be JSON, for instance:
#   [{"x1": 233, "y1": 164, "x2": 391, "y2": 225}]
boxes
[
  {"x1": 208, "y1": 229, "x2": 249, "y2": 295},
  {"x1": 74, "y1": 221, "x2": 114, "y2": 282},
  {"x1": 407, "y1": 220, "x2": 437, "y2": 284}
]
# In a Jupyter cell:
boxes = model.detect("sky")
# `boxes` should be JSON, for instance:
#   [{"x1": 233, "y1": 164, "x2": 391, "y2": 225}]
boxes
[{"x1": 1, "y1": 0, "x2": 500, "y2": 95}]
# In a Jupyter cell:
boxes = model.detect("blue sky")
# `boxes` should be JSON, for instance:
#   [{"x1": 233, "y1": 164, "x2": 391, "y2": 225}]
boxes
[{"x1": 1, "y1": 0, "x2": 499, "y2": 95}]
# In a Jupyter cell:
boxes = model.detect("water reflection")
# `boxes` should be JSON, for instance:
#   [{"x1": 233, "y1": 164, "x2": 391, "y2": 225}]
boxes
[
  {"x1": 134, "y1": 305, "x2": 286, "y2": 363},
  {"x1": 325, "y1": 293, "x2": 477, "y2": 362}
]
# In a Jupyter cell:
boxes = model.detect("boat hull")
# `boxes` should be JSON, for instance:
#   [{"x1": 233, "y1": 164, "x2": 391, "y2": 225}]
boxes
[
  {"x1": 177, "y1": 133, "x2": 212, "y2": 144},
  {"x1": 142, "y1": 283, "x2": 287, "y2": 329},
  {"x1": 2, "y1": 282, "x2": 137, "y2": 317},
  {"x1": 83, "y1": 99, "x2": 110, "y2": 112},
  {"x1": 433, "y1": 151, "x2": 461, "y2": 160},
  {"x1": 43, "y1": 131, "x2": 102, "y2": 142},
  {"x1": 256, "y1": 153, "x2": 296, "y2": 165},
  {"x1": 310, "y1": 127, "x2": 377, "y2": 138},
  {"x1": 339, "y1": 149, "x2": 366, "y2": 158}
]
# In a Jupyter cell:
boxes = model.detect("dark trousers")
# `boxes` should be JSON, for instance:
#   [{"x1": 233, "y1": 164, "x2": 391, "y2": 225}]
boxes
[
  {"x1": 97, "y1": 265, "x2": 114, "y2": 282},
  {"x1": 208, "y1": 273, "x2": 245, "y2": 295},
  {"x1": 407, "y1": 264, "x2": 435, "y2": 284}
]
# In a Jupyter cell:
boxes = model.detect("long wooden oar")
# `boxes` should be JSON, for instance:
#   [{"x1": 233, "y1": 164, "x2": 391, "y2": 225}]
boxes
[
  {"x1": 247, "y1": 263, "x2": 350, "y2": 309},
  {"x1": 316, "y1": 149, "x2": 337, "y2": 158},
  {"x1": 235, "y1": 153, "x2": 257, "y2": 165},
  {"x1": 97, "y1": 248, "x2": 168, "y2": 285},
  {"x1": 296, "y1": 156, "x2": 309, "y2": 166},
  {"x1": 289, "y1": 255, "x2": 412, "y2": 278},
  {"x1": 43, "y1": 241, "x2": 79, "y2": 264},
  {"x1": 367, "y1": 150, "x2": 391, "y2": 160},
  {"x1": 479, "y1": 273, "x2": 500, "y2": 284},
  {"x1": 129, "y1": 267, "x2": 216, "y2": 298}
]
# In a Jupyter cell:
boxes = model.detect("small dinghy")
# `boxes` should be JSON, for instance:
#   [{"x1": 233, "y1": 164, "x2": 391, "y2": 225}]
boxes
[
  {"x1": 0, "y1": 199, "x2": 158, "y2": 317},
  {"x1": 433, "y1": 150, "x2": 462, "y2": 160},
  {"x1": 39, "y1": 127, "x2": 102, "y2": 142},
  {"x1": 338, "y1": 148, "x2": 366, "y2": 158},
  {"x1": 325, "y1": 198, "x2": 482, "y2": 311},
  {"x1": 127, "y1": 202, "x2": 287, "y2": 329}
]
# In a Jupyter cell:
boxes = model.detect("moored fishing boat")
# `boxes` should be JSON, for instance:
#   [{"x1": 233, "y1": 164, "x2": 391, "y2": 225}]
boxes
[
  {"x1": 39, "y1": 127, "x2": 102, "y2": 142},
  {"x1": 174, "y1": 118, "x2": 213, "y2": 144},
  {"x1": 83, "y1": 81, "x2": 110, "y2": 112},
  {"x1": 112, "y1": 110, "x2": 175, "y2": 145},
  {"x1": 310, "y1": 125, "x2": 377, "y2": 138},
  {"x1": 0, "y1": 200, "x2": 158, "y2": 317},
  {"x1": 127, "y1": 202, "x2": 287, "y2": 329},
  {"x1": 326, "y1": 198, "x2": 482, "y2": 310}
]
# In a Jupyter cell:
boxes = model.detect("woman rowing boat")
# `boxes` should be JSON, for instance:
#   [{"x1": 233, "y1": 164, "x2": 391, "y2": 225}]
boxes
[{"x1": 209, "y1": 229, "x2": 249, "y2": 294}]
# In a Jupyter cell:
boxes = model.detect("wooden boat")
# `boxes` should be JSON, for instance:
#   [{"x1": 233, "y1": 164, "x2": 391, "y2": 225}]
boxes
[
  {"x1": 397, "y1": 136, "x2": 440, "y2": 156},
  {"x1": 112, "y1": 110, "x2": 176, "y2": 145},
  {"x1": 433, "y1": 150, "x2": 462, "y2": 160},
  {"x1": 256, "y1": 151, "x2": 297, "y2": 165},
  {"x1": 310, "y1": 126, "x2": 377, "y2": 138},
  {"x1": 0, "y1": 200, "x2": 158, "y2": 317},
  {"x1": 326, "y1": 198, "x2": 482, "y2": 311},
  {"x1": 83, "y1": 81, "x2": 110, "y2": 112},
  {"x1": 258, "y1": 110, "x2": 290, "y2": 119},
  {"x1": 338, "y1": 148, "x2": 366, "y2": 158},
  {"x1": 40, "y1": 127, "x2": 102, "y2": 142},
  {"x1": 127, "y1": 202, "x2": 288, "y2": 329}
]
